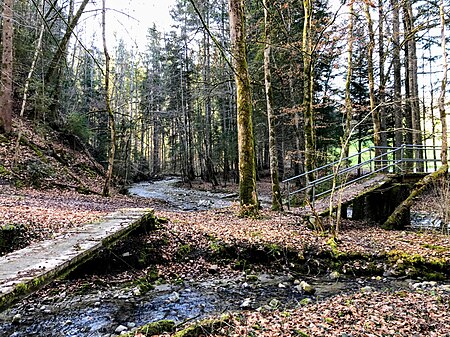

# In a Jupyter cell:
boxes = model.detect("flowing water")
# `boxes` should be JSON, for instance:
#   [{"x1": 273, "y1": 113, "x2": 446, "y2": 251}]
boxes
[{"x1": 128, "y1": 178, "x2": 234, "y2": 211}]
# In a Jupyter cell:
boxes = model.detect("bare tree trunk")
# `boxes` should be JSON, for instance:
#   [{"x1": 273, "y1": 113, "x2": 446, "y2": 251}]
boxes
[
  {"x1": 439, "y1": 0, "x2": 448, "y2": 166},
  {"x1": 391, "y1": 0, "x2": 403, "y2": 160},
  {"x1": 228, "y1": 0, "x2": 258, "y2": 214},
  {"x1": 364, "y1": 3, "x2": 382, "y2": 167},
  {"x1": 102, "y1": 0, "x2": 116, "y2": 197},
  {"x1": 378, "y1": 0, "x2": 387, "y2": 151},
  {"x1": 0, "y1": 0, "x2": 14, "y2": 134},
  {"x1": 303, "y1": 0, "x2": 316, "y2": 185},
  {"x1": 403, "y1": 0, "x2": 423, "y2": 170},
  {"x1": 264, "y1": 0, "x2": 282, "y2": 211},
  {"x1": 45, "y1": 0, "x2": 90, "y2": 125},
  {"x1": 343, "y1": 0, "x2": 354, "y2": 160},
  {"x1": 13, "y1": 22, "x2": 45, "y2": 166}
]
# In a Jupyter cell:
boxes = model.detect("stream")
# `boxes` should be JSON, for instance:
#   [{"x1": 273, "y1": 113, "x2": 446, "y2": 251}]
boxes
[
  {"x1": 0, "y1": 178, "x2": 447, "y2": 336},
  {"x1": 128, "y1": 178, "x2": 235, "y2": 211},
  {"x1": 0, "y1": 273, "x2": 418, "y2": 337}
]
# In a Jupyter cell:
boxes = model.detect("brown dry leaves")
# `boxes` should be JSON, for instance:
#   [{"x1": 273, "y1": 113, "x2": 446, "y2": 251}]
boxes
[{"x1": 214, "y1": 290, "x2": 450, "y2": 337}]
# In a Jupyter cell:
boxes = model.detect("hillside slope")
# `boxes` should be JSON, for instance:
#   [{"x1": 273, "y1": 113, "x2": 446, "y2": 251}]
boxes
[{"x1": 0, "y1": 120, "x2": 106, "y2": 193}]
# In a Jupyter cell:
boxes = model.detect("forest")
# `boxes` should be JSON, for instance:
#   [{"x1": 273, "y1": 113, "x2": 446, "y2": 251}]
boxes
[
  {"x1": 0, "y1": 0, "x2": 449, "y2": 210},
  {"x1": 0, "y1": 0, "x2": 450, "y2": 336}
]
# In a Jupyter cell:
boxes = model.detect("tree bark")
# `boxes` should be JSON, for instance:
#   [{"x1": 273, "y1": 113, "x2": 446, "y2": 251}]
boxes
[
  {"x1": 45, "y1": 0, "x2": 90, "y2": 125},
  {"x1": 403, "y1": 0, "x2": 423, "y2": 170},
  {"x1": 102, "y1": 0, "x2": 116, "y2": 197},
  {"x1": 383, "y1": 165, "x2": 448, "y2": 229},
  {"x1": 228, "y1": 0, "x2": 258, "y2": 214},
  {"x1": 439, "y1": 0, "x2": 448, "y2": 166},
  {"x1": 13, "y1": 22, "x2": 45, "y2": 166},
  {"x1": 303, "y1": 0, "x2": 316, "y2": 185},
  {"x1": 264, "y1": 0, "x2": 283, "y2": 211},
  {"x1": 364, "y1": 3, "x2": 382, "y2": 167},
  {"x1": 0, "y1": 0, "x2": 14, "y2": 134},
  {"x1": 378, "y1": 0, "x2": 387, "y2": 151},
  {"x1": 391, "y1": 0, "x2": 403, "y2": 160},
  {"x1": 343, "y1": 0, "x2": 354, "y2": 160}
]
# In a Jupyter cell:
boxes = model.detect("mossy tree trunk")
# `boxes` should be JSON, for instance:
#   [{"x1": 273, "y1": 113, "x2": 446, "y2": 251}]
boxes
[
  {"x1": 302, "y1": 0, "x2": 315, "y2": 185},
  {"x1": 0, "y1": 0, "x2": 14, "y2": 134},
  {"x1": 263, "y1": 0, "x2": 282, "y2": 211},
  {"x1": 228, "y1": 0, "x2": 258, "y2": 214},
  {"x1": 439, "y1": 0, "x2": 448, "y2": 166},
  {"x1": 383, "y1": 165, "x2": 448, "y2": 229},
  {"x1": 364, "y1": 3, "x2": 382, "y2": 169}
]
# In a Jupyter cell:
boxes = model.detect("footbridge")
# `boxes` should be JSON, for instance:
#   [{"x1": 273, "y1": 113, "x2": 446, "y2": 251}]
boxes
[{"x1": 283, "y1": 144, "x2": 446, "y2": 217}]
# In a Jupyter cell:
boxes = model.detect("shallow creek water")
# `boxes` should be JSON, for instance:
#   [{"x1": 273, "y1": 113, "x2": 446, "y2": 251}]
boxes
[
  {"x1": 0, "y1": 273, "x2": 415, "y2": 337},
  {"x1": 128, "y1": 178, "x2": 234, "y2": 211}
]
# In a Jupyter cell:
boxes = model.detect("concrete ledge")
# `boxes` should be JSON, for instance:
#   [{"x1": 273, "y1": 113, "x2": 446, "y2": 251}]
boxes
[{"x1": 0, "y1": 208, "x2": 156, "y2": 310}]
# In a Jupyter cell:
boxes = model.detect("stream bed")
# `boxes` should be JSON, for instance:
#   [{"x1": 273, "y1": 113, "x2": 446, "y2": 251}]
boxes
[
  {"x1": 128, "y1": 178, "x2": 235, "y2": 211},
  {"x1": 0, "y1": 273, "x2": 418, "y2": 337}
]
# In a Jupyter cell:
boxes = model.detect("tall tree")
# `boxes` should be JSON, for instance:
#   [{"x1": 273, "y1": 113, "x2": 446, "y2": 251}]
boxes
[
  {"x1": 364, "y1": 1, "x2": 382, "y2": 167},
  {"x1": 0, "y1": 0, "x2": 14, "y2": 134},
  {"x1": 302, "y1": 0, "x2": 316, "y2": 183},
  {"x1": 263, "y1": 0, "x2": 282, "y2": 211},
  {"x1": 228, "y1": 0, "x2": 258, "y2": 214},
  {"x1": 45, "y1": 0, "x2": 90, "y2": 126},
  {"x1": 102, "y1": 0, "x2": 116, "y2": 197},
  {"x1": 343, "y1": 0, "x2": 355, "y2": 160},
  {"x1": 403, "y1": 0, "x2": 423, "y2": 170},
  {"x1": 391, "y1": 0, "x2": 403, "y2": 159},
  {"x1": 439, "y1": 0, "x2": 447, "y2": 166}
]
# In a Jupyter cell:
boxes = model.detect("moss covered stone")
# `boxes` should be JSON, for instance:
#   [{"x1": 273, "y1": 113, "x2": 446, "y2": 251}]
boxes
[
  {"x1": 121, "y1": 320, "x2": 175, "y2": 336},
  {"x1": 172, "y1": 314, "x2": 230, "y2": 337}
]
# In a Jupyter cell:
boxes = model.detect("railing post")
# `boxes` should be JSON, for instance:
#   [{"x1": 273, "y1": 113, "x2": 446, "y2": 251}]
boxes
[
  {"x1": 401, "y1": 144, "x2": 405, "y2": 172},
  {"x1": 312, "y1": 183, "x2": 316, "y2": 208},
  {"x1": 287, "y1": 181, "x2": 291, "y2": 210}
]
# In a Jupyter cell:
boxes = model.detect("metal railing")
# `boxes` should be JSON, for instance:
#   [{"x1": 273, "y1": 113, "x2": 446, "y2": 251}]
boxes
[{"x1": 283, "y1": 144, "x2": 446, "y2": 208}]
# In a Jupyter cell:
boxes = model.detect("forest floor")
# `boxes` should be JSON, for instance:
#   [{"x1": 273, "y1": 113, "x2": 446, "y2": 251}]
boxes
[
  {"x1": 0, "y1": 177, "x2": 449, "y2": 336},
  {"x1": 0, "y1": 123, "x2": 449, "y2": 336}
]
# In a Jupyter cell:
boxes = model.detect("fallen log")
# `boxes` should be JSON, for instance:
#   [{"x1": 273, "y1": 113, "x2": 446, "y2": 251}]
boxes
[{"x1": 382, "y1": 165, "x2": 448, "y2": 230}]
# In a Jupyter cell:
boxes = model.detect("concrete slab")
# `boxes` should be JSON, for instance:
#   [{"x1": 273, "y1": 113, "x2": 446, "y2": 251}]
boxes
[{"x1": 0, "y1": 207, "x2": 154, "y2": 310}]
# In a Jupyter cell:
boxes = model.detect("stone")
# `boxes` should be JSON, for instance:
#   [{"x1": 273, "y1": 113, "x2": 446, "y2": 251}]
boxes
[
  {"x1": 300, "y1": 281, "x2": 315, "y2": 294},
  {"x1": 361, "y1": 286, "x2": 375, "y2": 293},
  {"x1": 269, "y1": 298, "x2": 280, "y2": 309},
  {"x1": 240, "y1": 298, "x2": 252, "y2": 309},
  {"x1": 132, "y1": 287, "x2": 141, "y2": 296},
  {"x1": 167, "y1": 291, "x2": 180, "y2": 303},
  {"x1": 115, "y1": 325, "x2": 128, "y2": 333},
  {"x1": 440, "y1": 285, "x2": 450, "y2": 292},
  {"x1": 127, "y1": 322, "x2": 136, "y2": 329},
  {"x1": 329, "y1": 271, "x2": 340, "y2": 280},
  {"x1": 299, "y1": 298, "x2": 313, "y2": 306},
  {"x1": 12, "y1": 313, "x2": 21, "y2": 324},
  {"x1": 246, "y1": 274, "x2": 258, "y2": 282},
  {"x1": 208, "y1": 264, "x2": 219, "y2": 274}
]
